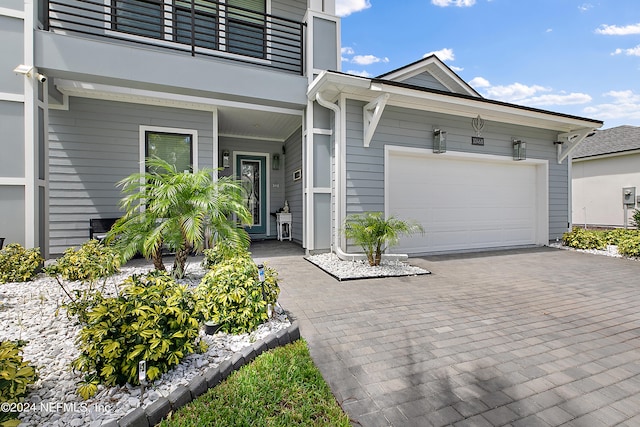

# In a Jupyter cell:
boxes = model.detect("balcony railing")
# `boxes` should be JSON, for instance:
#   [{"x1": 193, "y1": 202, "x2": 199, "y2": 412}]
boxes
[{"x1": 44, "y1": 0, "x2": 304, "y2": 75}]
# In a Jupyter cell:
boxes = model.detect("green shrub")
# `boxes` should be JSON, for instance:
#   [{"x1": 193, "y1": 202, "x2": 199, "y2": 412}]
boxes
[
  {"x1": 196, "y1": 256, "x2": 279, "y2": 334},
  {"x1": 632, "y1": 209, "x2": 640, "y2": 229},
  {"x1": 618, "y1": 234, "x2": 640, "y2": 258},
  {"x1": 69, "y1": 271, "x2": 206, "y2": 399},
  {"x1": 45, "y1": 240, "x2": 121, "y2": 283},
  {"x1": 0, "y1": 244, "x2": 43, "y2": 284},
  {"x1": 604, "y1": 228, "x2": 630, "y2": 245},
  {"x1": 202, "y1": 240, "x2": 250, "y2": 270},
  {"x1": 562, "y1": 227, "x2": 607, "y2": 250},
  {"x1": 0, "y1": 340, "x2": 38, "y2": 425}
]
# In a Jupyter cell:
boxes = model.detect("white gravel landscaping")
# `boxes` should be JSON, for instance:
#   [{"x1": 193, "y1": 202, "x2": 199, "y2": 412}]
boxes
[
  {"x1": 0, "y1": 258, "x2": 289, "y2": 427},
  {"x1": 305, "y1": 252, "x2": 429, "y2": 281},
  {"x1": 549, "y1": 242, "x2": 625, "y2": 258}
]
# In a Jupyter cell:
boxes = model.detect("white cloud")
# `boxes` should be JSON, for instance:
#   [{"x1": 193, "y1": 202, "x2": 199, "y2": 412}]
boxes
[
  {"x1": 596, "y1": 23, "x2": 640, "y2": 35},
  {"x1": 584, "y1": 90, "x2": 640, "y2": 121},
  {"x1": 578, "y1": 3, "x2": 593, "y2": 12},
  {"x1": 341, "y1": 47, "x2": 355, "y2": 55},
  {"x1": 469, "y1": 77, "x2": 490, "y2": 88},
  {"x1": 483, "y1": 82, "x2": 551, "y2": 102},
  {"x1": 351, "y1": 55, "x2": 389, "y2": 65},
  {"x1": 526, "y1": 93, "x2": 593, "y2": 106},
  {"x1": 345, "y1": 69, "x2": 373, "y2": 77},
  {"x1": 450, "y1": 66, "x2": 464, "y2": 72},
  {"x1": 612, "y1": 45, "x2": 640, "y2": 56},
  {"x1": 470, "y1": 77, "x2": 592, "y2": 107},
  {"x1": 423, "y1": 48, "x2": 455, "y2": 62},
  {"x1": 335, "y1": 0, "x2": 371, "y2": 17},
  {"x1": 431, "y1": 0, "x2": 475, "y2": 6}
]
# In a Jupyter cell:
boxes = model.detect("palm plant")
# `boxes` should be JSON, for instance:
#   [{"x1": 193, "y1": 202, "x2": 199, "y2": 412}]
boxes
[
  {"x1": 106, "y1": 157, "x2": 251, "y2": 278},
  {"x1": 344, "y1": 212, "x2": 424, "y2": 266}
]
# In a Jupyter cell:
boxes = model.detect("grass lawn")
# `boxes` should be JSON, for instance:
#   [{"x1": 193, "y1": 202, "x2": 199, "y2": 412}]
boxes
[{"x1": 159, "y1": 339, "x2": 351, "y2": 427}]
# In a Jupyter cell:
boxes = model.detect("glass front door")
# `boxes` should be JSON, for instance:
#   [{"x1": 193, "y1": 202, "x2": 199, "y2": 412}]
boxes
[{"x1": 237, "y1": 154, "x2": 266, "y2": 234}]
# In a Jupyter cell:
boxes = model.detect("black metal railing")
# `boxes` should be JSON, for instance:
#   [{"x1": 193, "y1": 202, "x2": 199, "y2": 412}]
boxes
[{"x1": 45, "y1": 0, "x2": 304, "y2": 75}]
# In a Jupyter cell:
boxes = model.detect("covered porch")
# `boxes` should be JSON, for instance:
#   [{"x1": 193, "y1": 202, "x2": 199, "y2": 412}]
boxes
[{"x1": 46, "y1": 82, "x2": 305, "y2": 256}]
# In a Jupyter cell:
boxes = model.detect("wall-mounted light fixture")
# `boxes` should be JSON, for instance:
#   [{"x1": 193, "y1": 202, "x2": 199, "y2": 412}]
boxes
[
  {"x1": 13, "y1": 65, "x2": 46, "y2": 83},
  {"x1": 433, "y1": 129, "x2": 447, "y2": 153},
  {"x1": 513, "y1": 139, "x2": 526, "y2": 161},
  {"x1": 13, "y1": 64, "x2": 34, "y2": 77},
  {"x1": 222, "y1": 150, "x2": 230, "y2": 168},
  {"x1": 272, "y1": 153, "x2": 280, "y2": 170}
]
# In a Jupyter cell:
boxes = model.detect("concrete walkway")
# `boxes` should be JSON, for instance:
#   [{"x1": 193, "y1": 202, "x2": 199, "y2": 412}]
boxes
[{"x1": 253, "y1": 243, "x2": 640, "y2": 426}]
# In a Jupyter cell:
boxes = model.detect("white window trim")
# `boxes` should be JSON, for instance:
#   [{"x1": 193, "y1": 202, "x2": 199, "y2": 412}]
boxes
[{"x1": 139, "y1": 125, "x2": 199, "y2": 176}]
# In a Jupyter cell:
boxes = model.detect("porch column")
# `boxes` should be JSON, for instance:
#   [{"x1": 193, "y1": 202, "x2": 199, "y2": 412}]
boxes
[{"x1": 304, "y1": 100, "x2": 333, "y2": 252}]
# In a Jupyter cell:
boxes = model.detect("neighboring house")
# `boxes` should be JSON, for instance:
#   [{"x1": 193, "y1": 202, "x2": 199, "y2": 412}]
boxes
[
  {"x1": 571, "y1": 125, "x2": 640, "y2": 229},
  {"x1": 1, "y1": 0, "x2": 603, "y2": 258}
]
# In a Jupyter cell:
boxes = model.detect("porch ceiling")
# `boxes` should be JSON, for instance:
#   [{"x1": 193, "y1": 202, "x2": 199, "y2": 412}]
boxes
[
  {"x1": 52, "y1": 79, "x2": 304, "y2": 142},
  {"x1": 218, "y1": 107, "x2": 302, "y2": 141}
]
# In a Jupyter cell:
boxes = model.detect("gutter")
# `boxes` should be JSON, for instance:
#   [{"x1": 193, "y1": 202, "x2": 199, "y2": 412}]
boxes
[{"x1": 315, "y1": 91, "x2": 407, "y2": 263}]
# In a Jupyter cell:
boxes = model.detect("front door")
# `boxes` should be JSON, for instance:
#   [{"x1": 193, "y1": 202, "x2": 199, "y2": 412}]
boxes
[{"x1": 237, "y1": 154, "x2": 267, "y2": 235}]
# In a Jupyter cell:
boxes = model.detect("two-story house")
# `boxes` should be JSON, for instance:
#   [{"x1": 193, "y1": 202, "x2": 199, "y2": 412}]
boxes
[{"x1": 1, "y1": 0, "x2": 602, "y2": 259}]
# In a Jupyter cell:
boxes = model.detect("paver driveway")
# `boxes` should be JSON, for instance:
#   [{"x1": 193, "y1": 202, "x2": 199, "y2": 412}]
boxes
[{"x1": 262, "y1": 247, "x2": 640, "y2": 427}]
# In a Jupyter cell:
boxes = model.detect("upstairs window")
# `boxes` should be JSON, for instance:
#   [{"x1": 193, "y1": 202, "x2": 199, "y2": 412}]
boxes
[
  {"x1": 174, "y1": 0, "x2": 218, "y2": 49},
  {"x1": 227, "y1": 0, "x2": 266, "y2": 58},
  {"x1": 112, "y1": 0, "x2": 267, "y2": 58},
  {"x1": 113, "y1": 0, "x2": 163, "y2": 38}
]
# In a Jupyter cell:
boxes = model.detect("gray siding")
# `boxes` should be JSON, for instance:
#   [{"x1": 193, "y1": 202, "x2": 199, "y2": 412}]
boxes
[
  {"x1": 0, "y1": 187, "x2": 26, "y2": 247},
  {"x1": 401, "y1": 72, "x2": 449, "y2": 91},
  {"x1": 218, "y1": 136, "x2": 287, "y2": 238},
  {"x1": 284, "y1": 127, "x2": 303, "y2": 243},
  {"x1": 0, "y1": 102, "x2": 25, "y2": 178},
  {"x1": 312, "y1": 17, "x2": 338, "y2": 71},
  {"x1": 345, "y1": 100, "x2": 569, "y2": 243},
  {"x1": 0, "y1": 15, "x2": 24, "y2": 95},
  {"x1": 48, "y1": 98, "x2": 214, "y2": 255}
]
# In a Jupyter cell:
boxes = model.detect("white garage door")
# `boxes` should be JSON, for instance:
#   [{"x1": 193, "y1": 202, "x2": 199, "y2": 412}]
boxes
[{"x1": 387, "y1": 149, "x2": 546, "y2": 254}]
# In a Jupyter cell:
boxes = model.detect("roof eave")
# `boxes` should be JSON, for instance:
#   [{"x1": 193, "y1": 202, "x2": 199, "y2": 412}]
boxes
[{"x1": 309, "y1": 71, "x2": 603, "y2": 133}]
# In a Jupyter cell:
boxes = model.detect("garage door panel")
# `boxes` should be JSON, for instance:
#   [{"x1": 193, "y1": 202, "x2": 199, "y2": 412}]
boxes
[{"x1": 388, "y1": 151, "x2": 543, "y2": 254}]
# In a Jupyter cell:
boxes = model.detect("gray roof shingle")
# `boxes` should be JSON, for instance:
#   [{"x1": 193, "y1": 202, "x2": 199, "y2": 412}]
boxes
[{"x1": 573, "y1": 125, "x2": 640, "y2": 159}]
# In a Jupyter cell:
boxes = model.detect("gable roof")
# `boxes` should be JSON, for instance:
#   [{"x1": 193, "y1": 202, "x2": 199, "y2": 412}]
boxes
[
  {"x1": 376, "y1": 55, "x2": 481, "y2": 98},
  {"x1": 572, "y1": 125, "x2": 640, "y2": 159}
]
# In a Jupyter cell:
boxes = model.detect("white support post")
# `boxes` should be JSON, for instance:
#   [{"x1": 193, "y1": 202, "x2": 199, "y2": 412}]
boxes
[
  {"x1": 556, "y1": 128, "x2": 595, "y2": 164},
  {"x1": 363, "y1": 93, "x2": 389, "y2": 148}
]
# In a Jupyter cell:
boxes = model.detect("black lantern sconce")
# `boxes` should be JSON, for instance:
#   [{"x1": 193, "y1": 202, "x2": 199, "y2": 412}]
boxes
[
  {"x1": 433, "y1": 129, "x2": 447, "y2": 154},
  {"x1": 272, "y1": 153, "x2": 280, "y2": 170},
  {"x1": 513, "y1": 139, "x2": 526, "y2": 161}
]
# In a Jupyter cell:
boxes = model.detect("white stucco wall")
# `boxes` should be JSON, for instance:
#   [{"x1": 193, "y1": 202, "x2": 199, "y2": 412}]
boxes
[{"x1": 572, "y1": 152, "x2": 640, "y2": 228}]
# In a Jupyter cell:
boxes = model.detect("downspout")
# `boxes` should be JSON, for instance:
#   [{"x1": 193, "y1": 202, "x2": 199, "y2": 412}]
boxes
[{"x1": 315, "y1": 92, "x2": 361, "y2": 261}]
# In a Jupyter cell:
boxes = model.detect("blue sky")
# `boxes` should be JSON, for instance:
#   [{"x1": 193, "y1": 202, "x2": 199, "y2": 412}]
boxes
[{"x1": 336, "y1": 0, "x2": 640, "y2": 129}]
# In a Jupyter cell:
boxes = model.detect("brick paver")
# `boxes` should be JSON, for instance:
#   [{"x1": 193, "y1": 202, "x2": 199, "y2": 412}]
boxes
[{"x1": 258, "y1": 245, "x2": 640, "y2": 426}]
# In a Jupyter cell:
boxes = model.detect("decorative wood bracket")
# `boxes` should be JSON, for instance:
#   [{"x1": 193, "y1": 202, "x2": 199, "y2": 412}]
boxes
[
  {"x1": 363, "y1": 93, "x2": 390, "y2": 148},
  {"x1": 556, "y1": 128, "x2": 595, "y2": 164}
]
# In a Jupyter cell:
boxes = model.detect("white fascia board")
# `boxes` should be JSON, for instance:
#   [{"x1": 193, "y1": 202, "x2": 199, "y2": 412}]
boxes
[
  {"x1": 54, "y1": 79, "x2": 303, "y2": 116},
  {"x1": 307, "y1": 71, "x2": 370, "y2": 101},
  {"x1": 572, "y1": 149, "x2": 640, "y2": 162},
  {"x1": 370, "y1": 81, "x2": 601, "y2": 133},
  {"x1": 380, "y1": 57, "x2": 478, "y2": 97},
  {"x1": 0, "y1": 7, "x2": 24, "y2": 19}
]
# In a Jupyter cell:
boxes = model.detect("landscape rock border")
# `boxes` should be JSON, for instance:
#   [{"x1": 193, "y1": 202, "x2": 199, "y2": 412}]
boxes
[
  {"x1": 108, "y1": 319, "x2": 301, "y2": 427},
  {"x1": 305, "y1": 253, "x2": 430, "y2": 282}
]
